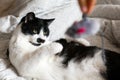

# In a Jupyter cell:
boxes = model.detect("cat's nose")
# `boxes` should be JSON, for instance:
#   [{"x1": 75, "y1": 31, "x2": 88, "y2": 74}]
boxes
[{"x1": 37, "y1": 38, "x2": 45, "y2": 43}]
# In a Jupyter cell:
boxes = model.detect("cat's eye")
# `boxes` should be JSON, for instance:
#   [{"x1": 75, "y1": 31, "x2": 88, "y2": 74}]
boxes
[{"x1": 33, "y1": 30, "x2": 37, "y2": 34}]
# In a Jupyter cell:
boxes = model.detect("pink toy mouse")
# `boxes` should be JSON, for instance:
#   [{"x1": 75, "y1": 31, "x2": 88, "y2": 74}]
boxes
[{"x1": 66, "y1": 14, "x2": 100, "y2": 38}]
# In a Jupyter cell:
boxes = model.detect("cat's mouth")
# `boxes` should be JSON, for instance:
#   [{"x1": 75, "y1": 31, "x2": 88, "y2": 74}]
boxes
[{"x1": 29, "y1": 41, "x2": 41, "y2": 46}]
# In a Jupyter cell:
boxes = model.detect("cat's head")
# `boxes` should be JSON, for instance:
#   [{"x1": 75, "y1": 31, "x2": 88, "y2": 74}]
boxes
[{"x1": 19, "y1": 12, "x2": 54, "y2": 46}]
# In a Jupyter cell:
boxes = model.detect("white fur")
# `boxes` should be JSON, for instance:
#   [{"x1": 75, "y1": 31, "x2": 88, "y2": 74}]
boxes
[{"x1": 9, "y1": 24, "x2": 105, "y2": 80}]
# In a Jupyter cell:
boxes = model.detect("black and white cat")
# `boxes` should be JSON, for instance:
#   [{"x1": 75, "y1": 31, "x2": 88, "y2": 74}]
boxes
[{"x1": 9, "y1": 12, "x2": 120, "y2": 80}]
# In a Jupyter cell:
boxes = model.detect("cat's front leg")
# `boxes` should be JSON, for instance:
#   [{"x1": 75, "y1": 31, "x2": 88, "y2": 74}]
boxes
[
  {"x1": 35, "y1": 42, "x2": 63, "y2": 55},
  {"x1": 48, "y1": 42, "x2": 63, "y2": 54}
]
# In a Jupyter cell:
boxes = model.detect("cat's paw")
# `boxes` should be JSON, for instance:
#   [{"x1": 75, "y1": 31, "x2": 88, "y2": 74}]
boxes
[
  {"x1": 77, "y1": 38, "x2": 90, "y2": 46},
  {"x1": 49, "y1": 42, "x2": 63, "y2": 54},
  {"x1": 65, "y1": 35, "x2": 90, "y2": 46}
]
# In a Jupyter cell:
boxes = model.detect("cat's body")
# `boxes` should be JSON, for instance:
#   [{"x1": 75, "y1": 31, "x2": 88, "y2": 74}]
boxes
[{"x1": 9, "y1": 12, "x2": 120, "y2": 80}]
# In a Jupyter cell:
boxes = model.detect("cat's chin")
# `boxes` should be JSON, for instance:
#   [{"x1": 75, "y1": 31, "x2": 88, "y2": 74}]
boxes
[{"x1": 29, "y1": 41, "x2": 41, "y2": 46}]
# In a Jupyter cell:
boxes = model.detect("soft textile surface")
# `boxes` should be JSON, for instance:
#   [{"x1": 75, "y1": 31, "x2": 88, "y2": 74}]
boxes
[{"x1": 0, "y1": 0, "x2": 120, "y2": 80}]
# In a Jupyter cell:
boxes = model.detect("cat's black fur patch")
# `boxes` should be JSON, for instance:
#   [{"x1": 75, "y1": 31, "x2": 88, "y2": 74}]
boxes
[
  {"x1": 56, "y1": 39, "x2": 100, "y2": 66},
  {"x1": 104, "y1": 50, "x2": 120, "y2": 80},
  {"x1": 20, "y1": 12, "x2": 54, "y2": 36},
  {"x1": 56, "y1": 39, "x2": 120, "y2": 80},
  {"x1": 6, "y1": 49, "x2": 9, "y2": 58}
]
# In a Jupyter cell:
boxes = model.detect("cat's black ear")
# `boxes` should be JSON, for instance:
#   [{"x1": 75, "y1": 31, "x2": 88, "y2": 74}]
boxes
[
  {"x1": 43, "y1": 18, "x2": 55, "y2": 26},
  {"x1": 25, "y1": 12, "x2": 35, "y2": 23}
]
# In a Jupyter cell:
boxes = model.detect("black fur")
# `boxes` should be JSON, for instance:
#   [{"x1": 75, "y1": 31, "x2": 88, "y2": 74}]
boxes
[
  {"x1": 105, "y1": 50, "x2": 120, "y2": 80},
  {"x1": 56, "y1": 38, "x2": 120, "y2": 80},
  {"x1": 6, "y1": 49, "x2": 9, "y2": 58},
  {"x1": 20, "y1": 12, "x2": 54, "y2": 36},
  {"x1": 56, "y1": 39, "x2": 100, "y2": 66}
]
